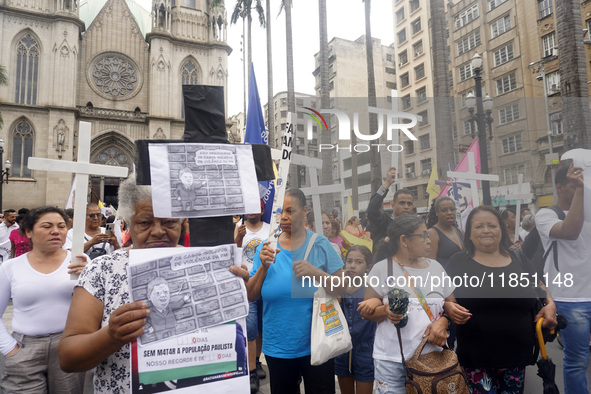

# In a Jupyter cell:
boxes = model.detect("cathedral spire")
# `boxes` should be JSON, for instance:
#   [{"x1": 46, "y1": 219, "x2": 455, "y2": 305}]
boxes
[{"x1": 152, "y1": 0, "x2": 171, "y2": 33}]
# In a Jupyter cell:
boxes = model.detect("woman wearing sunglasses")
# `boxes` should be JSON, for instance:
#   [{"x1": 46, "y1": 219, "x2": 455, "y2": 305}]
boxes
[{"x1": 63, "y1": 204, "x2": 119, "y2": 259}]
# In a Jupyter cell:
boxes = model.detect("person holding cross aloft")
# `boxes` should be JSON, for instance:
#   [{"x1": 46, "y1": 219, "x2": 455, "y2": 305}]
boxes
[{"x1": 63, "y1": 203, "x2": 119, "y2": 259}]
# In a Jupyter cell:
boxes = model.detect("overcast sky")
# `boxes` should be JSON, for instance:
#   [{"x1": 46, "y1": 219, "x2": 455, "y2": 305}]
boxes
[{"x1": 137, "y1": 0, "x2": 394, "y2": 116}]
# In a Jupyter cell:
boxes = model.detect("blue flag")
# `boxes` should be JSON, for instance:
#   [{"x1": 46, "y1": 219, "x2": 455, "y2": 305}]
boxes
[{"x1": 245, "y1": 63, "x2": 274, "y2": 224}]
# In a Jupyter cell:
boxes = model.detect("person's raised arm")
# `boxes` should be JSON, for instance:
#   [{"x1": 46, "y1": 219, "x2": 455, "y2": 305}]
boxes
[
  {"x1": 58, "y1": 287, "x2": 149, "y2": 372},
  {"x1": 549, "y1": 165, "x2": 585, "y2": 240},
  {"x1": 367, "y1": 167, "x2": 397, "y2": 220}
]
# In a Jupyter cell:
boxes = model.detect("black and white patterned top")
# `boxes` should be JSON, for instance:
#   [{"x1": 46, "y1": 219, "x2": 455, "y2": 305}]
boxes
[{"x1": 77, "y1": 249, "x2": 131, "y2": 394}]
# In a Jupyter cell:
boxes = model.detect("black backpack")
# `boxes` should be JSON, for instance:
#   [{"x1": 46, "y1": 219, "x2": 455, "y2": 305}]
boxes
[{"x1": 522, "y1": 205, "x2": 565, "y2": 276}]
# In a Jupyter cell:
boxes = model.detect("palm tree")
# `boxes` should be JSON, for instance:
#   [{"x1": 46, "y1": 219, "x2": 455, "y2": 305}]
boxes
[
  {"x1": 363, "y1": 0, "x2": 382, "y2": 195},
  {"x1": 430, "y1": 0, "x2": 454, "y2": 172},
  {"x1": 0, "y1": 65, "x2": 7, "y2": 130},
  {"x1": 230, "y1": 0, "x2": 265, "y2": 93},
  {"x1": 556, "y1": 0, "x2": 591, "y2": 148},
  {"x1": 265, "y1": 0, "x2": 274, "y2": 147},
  {"x1": 317, "y1": 0, "x2": 334, "y2": 211}
]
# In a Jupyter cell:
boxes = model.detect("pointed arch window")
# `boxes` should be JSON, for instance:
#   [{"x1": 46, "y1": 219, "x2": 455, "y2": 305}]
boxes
[
  {"x1": 12, "y1": 119, "x2": 34, "y2": 178},
  {"x1": 181, "y1": 59, "x2": 199, "y2": 118},
  {"x1": 15, "y1": 34, "x2": 40, "y2": 105}
]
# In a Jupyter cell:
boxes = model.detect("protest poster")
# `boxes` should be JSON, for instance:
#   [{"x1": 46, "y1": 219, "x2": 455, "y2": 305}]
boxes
[
  {"x1": 128, "y1": 246, "x2": 248, "y2": 346},
  {"x1": 130, "y1": 318, "x2": 248, "y2": 393},
  {"x1": 148, "y1": 143, "x2": 260, "y2": 218},
  {"x1": 128, "y1": 247, "x2": 249, "y2": 393}
]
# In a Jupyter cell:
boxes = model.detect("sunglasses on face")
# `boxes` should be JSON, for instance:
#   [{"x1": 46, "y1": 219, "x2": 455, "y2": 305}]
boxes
[{"x1": 87, "y1": 214, "x2": 101, "y2": 219}]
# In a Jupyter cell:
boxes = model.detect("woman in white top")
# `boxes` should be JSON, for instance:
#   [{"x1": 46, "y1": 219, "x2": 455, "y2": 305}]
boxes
[
  {"x1": 0, "y1": 206, "x2": 87, "y2": 393},
  {"x1": 358, "y1": 215, "x2": 454, "y2": 394}
]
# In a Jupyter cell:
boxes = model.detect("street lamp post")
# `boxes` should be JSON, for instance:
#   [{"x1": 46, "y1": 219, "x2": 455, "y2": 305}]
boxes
[
  {"x1": 465, "y1": 54, "x2": 494, "y2": 206},
  {"x1": 0, "y1": 139, "x2": 11, "y2": 211},
  {"x1": 529, "y1": 58, "x2": 558, "y2": 203}
]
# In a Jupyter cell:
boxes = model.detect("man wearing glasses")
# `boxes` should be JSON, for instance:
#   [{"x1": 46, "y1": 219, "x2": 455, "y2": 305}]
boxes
[{"x1": 63, "y1": 203, "x2": 120, "y2": 258}]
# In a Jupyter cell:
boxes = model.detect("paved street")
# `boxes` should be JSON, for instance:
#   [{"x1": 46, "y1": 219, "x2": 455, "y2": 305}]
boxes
[{"x1": 1, "y1": 302, "x2": 589, "y2": 393}]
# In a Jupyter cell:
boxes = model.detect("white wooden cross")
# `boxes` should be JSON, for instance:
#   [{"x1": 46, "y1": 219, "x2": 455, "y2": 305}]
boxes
[
  {"x1": 505, "y1": 174, "x2": 534, "y2": 243},
  {"x1": 28, "y1": 121, "x2": 128, "y2": 279},
  {"x1": 447, "y1": 151, "x2": 499, "y2": 208},
  {"x1": 271, "y1": 148, "x2": 344, "y2": 234}
]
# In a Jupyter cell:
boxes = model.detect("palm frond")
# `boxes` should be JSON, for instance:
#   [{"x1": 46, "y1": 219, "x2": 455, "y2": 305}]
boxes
[
  {"x1": 255, "y1": 0, "x2": 265, "y2": 27},
  {"x1": 230, "y1": 1, "x2": 244, "y2": 24}
]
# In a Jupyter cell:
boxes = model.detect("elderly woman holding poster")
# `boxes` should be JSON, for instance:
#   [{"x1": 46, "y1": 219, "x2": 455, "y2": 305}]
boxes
[{"x1": 58, "y1": 175, "x2": 249, "y2": 394}]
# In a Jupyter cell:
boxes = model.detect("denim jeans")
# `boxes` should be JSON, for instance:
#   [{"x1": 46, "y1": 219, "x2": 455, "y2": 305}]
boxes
[
  {"x1": 374, "y1": 358, "x2": 406, "y2": 394},
  {"x1": 246, "y1": 298, "x2": 263, "y2": 342},
  {"x1": 555, "y1": 301, "x2": 591, "y2": 394}
]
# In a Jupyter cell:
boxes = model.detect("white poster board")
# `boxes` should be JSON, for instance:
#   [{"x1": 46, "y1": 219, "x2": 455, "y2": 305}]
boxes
[{"x1": 149, "y1": 143, "x2": 260, "y2": 218}]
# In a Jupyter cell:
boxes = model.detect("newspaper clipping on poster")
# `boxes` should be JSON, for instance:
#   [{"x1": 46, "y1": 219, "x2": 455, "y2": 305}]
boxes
[
  {"x1": 148, "y1": 143, "x2": 260, "y2": 219},
  {"x1": 128, "y1": 246, "x2": 249, "y2": 346},
  {"x1": 128, "y1": 247, "x2": 249, "y2": 393}
]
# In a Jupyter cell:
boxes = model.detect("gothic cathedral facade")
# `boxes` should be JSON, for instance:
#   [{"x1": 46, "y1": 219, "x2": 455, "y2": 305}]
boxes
[{"x1": 0, "y1": 0, "x2": 230, "y2": 208}]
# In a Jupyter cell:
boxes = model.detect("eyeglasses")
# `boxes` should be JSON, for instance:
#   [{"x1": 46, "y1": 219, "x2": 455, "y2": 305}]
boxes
[
  {"x1": 408, "y1": 233, "x2": 430, "y2": 242},
  {"x1": 87, "y1": 213, "x2": 101, "y2": 219}
]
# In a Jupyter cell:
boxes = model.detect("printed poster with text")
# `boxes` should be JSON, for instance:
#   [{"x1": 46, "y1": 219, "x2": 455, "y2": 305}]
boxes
[{"x1": 129, "y1": 247, "x2": 249, "y2": 393}]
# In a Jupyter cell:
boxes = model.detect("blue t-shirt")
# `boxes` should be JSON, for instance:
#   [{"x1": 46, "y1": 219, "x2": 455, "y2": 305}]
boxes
[{"x1": 250, "y1": 230, "x2": 344, "y2": 358}]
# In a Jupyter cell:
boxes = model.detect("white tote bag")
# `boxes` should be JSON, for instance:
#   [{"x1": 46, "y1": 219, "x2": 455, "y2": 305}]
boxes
[{"x1": 310, "y1": 287, "x2": 353, "y2": 366}]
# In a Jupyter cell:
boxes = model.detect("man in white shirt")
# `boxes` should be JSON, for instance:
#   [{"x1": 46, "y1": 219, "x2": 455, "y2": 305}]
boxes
[
  {"x1": 0, "y1": 209, "x2": 18, "y2": 262},
  {"x1": 536, "y1": 164, "x2": 589, "y2": 393},
  {"x1": 234, "y1": 200, "x2": 269, "y2": 393}
]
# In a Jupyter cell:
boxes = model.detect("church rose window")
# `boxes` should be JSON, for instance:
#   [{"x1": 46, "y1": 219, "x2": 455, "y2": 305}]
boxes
[{"x1": 88, "y1": 54, "x2": 142, "y2": 100}]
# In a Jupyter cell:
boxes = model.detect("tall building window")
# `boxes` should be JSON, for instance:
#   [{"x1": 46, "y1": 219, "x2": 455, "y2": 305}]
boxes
[
  {"x1": 411, "y1": 17, "x2": 422, "y2": 35},
  {"x1": 464, "y1": 119, "x2": 477, "y2": 135},
  {"x1": 542, "y1": 33, "x2": 557, "y2": 57},
  {"x1": 496, "y1": 73, "x2": 517, "y2": 95},
  {"x1": 400, "y1": 72, "x2": 410, "y2": 88},
  {"x1": 538, "y1": 0, "x2": 553, "y2": 19},
  {"x1": 491, "y1": 14, "x2": 511, "y2": 38},
  {"x1": 458, "y1": 63, "x2": 474, "y2": 82},
  {"x1": 546, "y1": 71, "x2": 561, "y2": 95},
  {"x1": 11, "y1": 119, "x2": 34, "y2": 178},
  {"x1": 419, "y1": 134, "x2": 430, "y2": 150},
  {"x1": 416, "y1": 87, "x2": 427, "y2": 103},
  {"x1": 457, "y1": 30, "x2": 481, "y2": 56},
  {"x1": 550, "y1": 113, "x2": 563, "y2": 135},
  {"x1": 402, "y1": 94, "x2": 412, "y2": 110},
  {"x1": 181, "y1": 59, "x2": 199, "y2": 118},
  {"x1": 397, "y1": 28, "x2": 407, "y2": 45},
  {"x1": 405, "y1": 163, "x2": 416, "y2": 178},
  {"x1": 15, "y1": 33, "x2": 40, "y2": 105},
  {"x1": 399, "y1": 50, "x2": 408, "y2": 65},
  {"x1": 417, "y1": 110, "x2": 429, "y2": 126},
  {"x1": 421, "y1": 158, "x2": 432, "y2": 173},
  {"x1": 493, "y1": 43, "x2": 514, "y2": 66},
  {"x1": 405, "y1": 140, "x2": 415, "y2": 154},
  {"x1": 489, "y1": 0, "x2": 508, "y2": 10},
  {"x1": 501, "y1": 134, "x2": 523, "y2": 154},
  {"x1": 498, "y1": 103, "x2": 520, "y2": 124},
  {"x1": 503, "y1": 164, "x2": 525, "y2": 184},
  {"x1": 410, "y1": 0, "x2": 420, "y2": 12},
  {"x1": 454, "y1": 3, "x2": 479, "y2": 30},
  {"x1": 396, "y1": 7, "x2": 405, "y2": 24},
  {"x1": 415, "y1": 63, "x2": 425, "y2": 80},
  {"x1": 413, "y1": 40, "x2": 424, "y2": 57}
]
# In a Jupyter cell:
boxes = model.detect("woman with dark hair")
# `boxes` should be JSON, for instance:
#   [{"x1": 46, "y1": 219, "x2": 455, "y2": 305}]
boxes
[
  {"x1": 445, "y1": 205, "x2": 557, "y2": 393},
  {"x1": 501, "y1": 207, "x2": 519, "y2": 246},
  {"x1": 9, "y1": 213, "x2": 32, "y2": 258},
  {"x1": 0, "y1": 206, "x2": 87, "y2": 393},
  {"x1": 426, "y1": 196, "x2": 465, "y2": 269},
  {"x1": 359, "y1": 215, "x2": 454, "y2": 393},
  {"x1": 248, "y1": 188, "x2": 345, "y2": 394},
  {"x1": 328, "y1": 219, "x2": 344, "y2": 250}
]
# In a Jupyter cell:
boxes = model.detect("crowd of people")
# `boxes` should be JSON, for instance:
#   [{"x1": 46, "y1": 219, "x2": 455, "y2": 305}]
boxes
[{"x1": 0, "y1": 161, "x2": 588, "y2": 394}]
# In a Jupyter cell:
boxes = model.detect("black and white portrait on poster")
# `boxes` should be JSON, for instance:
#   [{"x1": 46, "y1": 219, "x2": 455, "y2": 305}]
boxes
[
  {"x1": 148, "y1": 143, "x2": 260, "y2": 219},
  {"x1": 128, "y1": 245, "x2": 249, "y2": 346}
]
